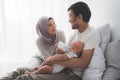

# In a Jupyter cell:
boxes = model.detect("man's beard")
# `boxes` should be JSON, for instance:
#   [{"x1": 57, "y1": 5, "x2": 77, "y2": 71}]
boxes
[{"x1": 72, "y1": 24, "x2": 79, "y2": 29}]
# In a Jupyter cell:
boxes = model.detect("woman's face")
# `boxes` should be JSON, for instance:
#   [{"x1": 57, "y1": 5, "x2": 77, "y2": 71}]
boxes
[{"x1": 48, "y1": 19, "x2": 56, "y2": 35}]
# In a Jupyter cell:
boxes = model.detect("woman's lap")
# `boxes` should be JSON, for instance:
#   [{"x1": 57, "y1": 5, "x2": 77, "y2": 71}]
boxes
[{"x1": 15, "y1": 69, "x2": 69, "y2": 80}]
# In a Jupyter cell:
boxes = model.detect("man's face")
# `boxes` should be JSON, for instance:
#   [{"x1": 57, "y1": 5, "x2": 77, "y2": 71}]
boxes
[{"x1": 68, "y1": 10, "x2": 79, "y2": 29}]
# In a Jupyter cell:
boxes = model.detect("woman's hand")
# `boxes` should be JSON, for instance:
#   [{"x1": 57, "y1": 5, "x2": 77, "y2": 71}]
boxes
[
  {"x1": 55, "y1": 43, "x2": 64, "y2": 54},
  {"x1": 56, "y1": 47, "x2": 65, "y2": 54},
  {"x1": 24, "y1": 70, "x2": 31, "y2": 74},
  {"x1": 34, "y1": 66, "x2": 39, "y2": 70}
]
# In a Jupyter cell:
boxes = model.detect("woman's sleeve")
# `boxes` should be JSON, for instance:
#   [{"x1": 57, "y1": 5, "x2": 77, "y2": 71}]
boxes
[
  {"x1": 25, "y1": 53, "x2": 43, "y2": 71},
  {"x1": 36, "y1": 38, "x2": 51, "y2": 58}
]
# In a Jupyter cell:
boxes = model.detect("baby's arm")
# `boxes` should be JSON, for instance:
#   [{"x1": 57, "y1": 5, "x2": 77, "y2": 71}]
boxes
[{"x1": 44, "y1": 54, "x2": 69, "y2": 65}]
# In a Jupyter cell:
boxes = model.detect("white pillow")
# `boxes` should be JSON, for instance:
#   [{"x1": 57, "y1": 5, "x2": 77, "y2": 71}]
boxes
[
  {"x1": 103, "y1": 40, "x2": 120, "y2": 80},
  {"x1": 82, "y1": 46, "x2": 106, "y2": 80},
  {"x1": 97, "y1": 24, "x2": 111, "y2": 53},
  {"x1": 82, "y1": 24, "x2": 111, "y2": 80}
]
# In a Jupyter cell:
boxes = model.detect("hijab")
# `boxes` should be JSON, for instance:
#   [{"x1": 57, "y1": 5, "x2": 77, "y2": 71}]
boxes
[{"x1": 36, "y1": 16, "x2": 59, "y2": 45}]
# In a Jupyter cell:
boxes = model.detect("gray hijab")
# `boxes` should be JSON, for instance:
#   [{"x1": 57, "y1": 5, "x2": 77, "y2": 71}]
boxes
[{"x1": 36, "y1": 16, "x2": 59, "y2": 45}]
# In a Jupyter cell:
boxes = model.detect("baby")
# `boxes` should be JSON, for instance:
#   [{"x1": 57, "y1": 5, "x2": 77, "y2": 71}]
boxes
[{"x1": 25, "y1": 41, "x2": 84, "y2": 74}]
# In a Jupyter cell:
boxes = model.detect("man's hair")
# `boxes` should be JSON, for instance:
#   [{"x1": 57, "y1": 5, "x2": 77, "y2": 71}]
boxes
[{"x1": 68, "y1": 2, "x2": 91, "y2": 22}]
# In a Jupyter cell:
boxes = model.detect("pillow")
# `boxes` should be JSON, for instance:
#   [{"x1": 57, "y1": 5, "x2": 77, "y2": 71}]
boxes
[
  {"x1": 82, "y1": 24, "x2": 111, "y2": 80},
  {"x1": 82, "y1": 46, "x2": 106, "y2": 80},
  {"x1": 103, "y1": 40, "x2": 120, "y2": 80},
  {"x1": 97, "y1": 24, "x2": 111, "y2": 53}
]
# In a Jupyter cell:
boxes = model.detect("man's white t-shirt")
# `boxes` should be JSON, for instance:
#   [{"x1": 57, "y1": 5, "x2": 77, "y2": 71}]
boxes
[
  {"x1": 68, "y1": 26, "x2": 100, "y2": 49},
  {"x1": 68, "y1": 26, "x2": 101, "y2": 76}
]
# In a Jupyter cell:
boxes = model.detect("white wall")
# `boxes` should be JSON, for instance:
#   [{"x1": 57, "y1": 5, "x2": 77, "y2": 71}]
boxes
[{"x1": 106, "y1": 0, "x2": 120, "y2": 41}]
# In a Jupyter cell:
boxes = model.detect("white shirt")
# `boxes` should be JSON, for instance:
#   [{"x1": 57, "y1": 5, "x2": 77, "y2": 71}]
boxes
[
  {"x1": 68, "y1": 26, "x2": 101, "y2": 49},
  {"x1": 68, "y1": 26, "x2": 101, "y2": 76}
]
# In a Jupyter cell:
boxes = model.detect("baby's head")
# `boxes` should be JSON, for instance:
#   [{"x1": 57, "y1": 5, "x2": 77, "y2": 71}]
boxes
[{"x1": 70, "y1": 41, "x2": 84, "y2": 54}]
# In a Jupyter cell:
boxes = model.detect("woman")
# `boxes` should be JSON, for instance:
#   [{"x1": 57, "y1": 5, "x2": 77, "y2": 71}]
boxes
[
  {"x1": 26, "y1": 16, "x2": 66, "y2": 71},
  {"x1": 0, "y1": 16, "x2": 66, "y2": 80}
]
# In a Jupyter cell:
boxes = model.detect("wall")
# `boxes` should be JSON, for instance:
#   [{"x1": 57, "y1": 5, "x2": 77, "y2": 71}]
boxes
[{"x1": 106, "y1": 0, "x2": 120, "y2": 41}]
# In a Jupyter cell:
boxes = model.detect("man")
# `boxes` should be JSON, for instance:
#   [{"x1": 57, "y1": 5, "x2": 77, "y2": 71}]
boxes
[
  {"x1": 50, "y1": 1, "x2": 101, "y2": 80},
  {"x1": 0, "y1": 2, "x2": 100, "y2": 80}
]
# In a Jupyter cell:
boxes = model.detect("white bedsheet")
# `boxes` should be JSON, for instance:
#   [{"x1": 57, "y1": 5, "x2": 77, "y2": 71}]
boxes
[{"x1": 0, "y1": 62, "x2": 26, "y2": 78}]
